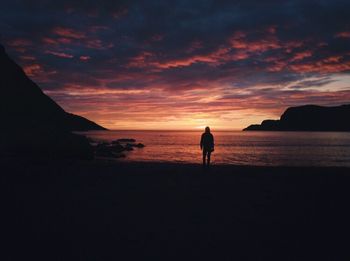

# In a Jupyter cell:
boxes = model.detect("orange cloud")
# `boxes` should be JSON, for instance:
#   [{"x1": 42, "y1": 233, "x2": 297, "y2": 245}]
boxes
[
  {"x1": 126, "y1": 32, "x2": 309, "y2": 71},
  {"x1": 153, "y1": 52, "x2": 221, "y2": 69},
  {"x1": 23, "y1": 64, "x2": 43, "y2": 76},
  {"x1": 267, "y1": 61, "x2": 288, "y2": 72},
  {"x1": 128, "y1": 46, "x2": 238, "y2": 69},
  {"x1": 323, "y1": 56, "x2": 342, "y2": 63},
  {"x1": 291, "y1": 51, "x2": 313, "y2": 62},
  {"x1": 289, "y1": 56, "x2": 350, "y2": 73},
  {"x1": 230, "y1": 33, "x2": 281, "y2": 53}
]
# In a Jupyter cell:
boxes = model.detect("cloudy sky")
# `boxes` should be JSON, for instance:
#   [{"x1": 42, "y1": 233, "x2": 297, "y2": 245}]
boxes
[{"x1": 1, "y1": 0, "x2": 350, "y2": 129}]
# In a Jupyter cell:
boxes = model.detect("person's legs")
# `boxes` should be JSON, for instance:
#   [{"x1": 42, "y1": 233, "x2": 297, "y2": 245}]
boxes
[
  {"x1": 207, "y1": 152, "x2": 211, "y2": 166},
  {"x1": 202, "y1": 150, "x2": 207, "y2": 166}
]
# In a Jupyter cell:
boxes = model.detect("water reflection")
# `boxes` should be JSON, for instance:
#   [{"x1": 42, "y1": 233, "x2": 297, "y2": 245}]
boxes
[{"x1": 82, "y1": 130, "x2": 350, "y2": 166}]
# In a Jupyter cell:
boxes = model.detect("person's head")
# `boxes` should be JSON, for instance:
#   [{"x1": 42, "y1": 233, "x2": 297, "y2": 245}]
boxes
[{"x1": 205, "y1": 126, "x2": 210, "y2": 133}]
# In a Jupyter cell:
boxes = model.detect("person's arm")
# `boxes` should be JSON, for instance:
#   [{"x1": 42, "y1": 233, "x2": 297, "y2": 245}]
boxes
[
  {"x1": 200, "y1": 134, "x2": 203, "y2": 150},
  {"x1": 211, "y1": 134, "x2": 215, "y2": 150}
]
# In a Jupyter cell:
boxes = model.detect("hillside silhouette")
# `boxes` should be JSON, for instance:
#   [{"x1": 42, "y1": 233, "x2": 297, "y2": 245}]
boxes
[
  {"x1": 0, "y1": 44, "x2": 105, "y2": 132},
  {"x1": 0, "y1": 44, "x2": 106, "y2": 158},
  {"x1": 244, "y1": 104, "x2": 350, "y2": 131}
]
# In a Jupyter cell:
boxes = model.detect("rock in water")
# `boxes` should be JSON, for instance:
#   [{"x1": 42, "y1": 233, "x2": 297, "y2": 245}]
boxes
[{"x1": 117, "y1": 138, "x2": 136, "y2": 142}]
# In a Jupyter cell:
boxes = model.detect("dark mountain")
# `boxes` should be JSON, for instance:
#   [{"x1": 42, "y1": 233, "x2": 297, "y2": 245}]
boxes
[
  {"x1": 0, "y1": 44, "x2": 106, "y2": 158},
  {"x1": 244, "y1": 104, "x2": 350, "y2": 131},
  {"x1": 0, "y1": 44, "x2": 106, "y2": 132}
]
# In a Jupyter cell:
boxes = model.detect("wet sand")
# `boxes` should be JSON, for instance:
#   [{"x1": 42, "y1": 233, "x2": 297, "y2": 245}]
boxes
[{"x1": 3, "y1": 159, "x2": 350, "y2": 260}]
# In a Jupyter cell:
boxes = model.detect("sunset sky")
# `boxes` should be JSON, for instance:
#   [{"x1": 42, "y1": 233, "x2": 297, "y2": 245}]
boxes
[{"x1": 1, "y1": 0, "x2": 350, "y2": 130}]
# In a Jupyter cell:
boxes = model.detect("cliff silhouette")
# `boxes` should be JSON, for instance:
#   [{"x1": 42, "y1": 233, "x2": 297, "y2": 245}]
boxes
[
  {"x1": 0, "y1": 44, "x2": 106, "y2": 158},
  {"x1": 0, "y1": 44, "x2": 105, "y2": 132},
  {"x1": 244, "y1": 104, "x2": 350, "y2": 131}
]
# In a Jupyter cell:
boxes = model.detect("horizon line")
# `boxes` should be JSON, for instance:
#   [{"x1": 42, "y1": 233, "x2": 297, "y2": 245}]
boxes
[{"x1": 100, "y1": 129, "x2": 243, "y2": 132}]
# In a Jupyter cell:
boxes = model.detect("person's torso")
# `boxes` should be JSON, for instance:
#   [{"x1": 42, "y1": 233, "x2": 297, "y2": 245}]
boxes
[{"x1": 202, "y1": 133, "x2": 213, "y2": 148}]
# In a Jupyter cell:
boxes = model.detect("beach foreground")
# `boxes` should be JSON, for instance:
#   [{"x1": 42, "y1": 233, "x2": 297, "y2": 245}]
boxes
[{"x1": 3, "y1": 159, "x2": 350, "y2": 260}]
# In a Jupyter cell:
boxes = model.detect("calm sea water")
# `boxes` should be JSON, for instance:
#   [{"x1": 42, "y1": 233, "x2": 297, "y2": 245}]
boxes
[{"x1": 82, "y1": 130, "x2": 350, "y2": 167}]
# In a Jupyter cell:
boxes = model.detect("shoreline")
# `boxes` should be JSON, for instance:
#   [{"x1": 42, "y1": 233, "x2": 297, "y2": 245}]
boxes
[
  {"x1": 3, "y1": 156, "x2": 350, "y2": 170},
  {"x1": 2, "y1": 156, "x2": 350, "y2": 171}
]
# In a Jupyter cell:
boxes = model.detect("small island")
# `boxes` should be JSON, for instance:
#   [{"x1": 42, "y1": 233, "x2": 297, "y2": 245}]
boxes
[{"x1": 244, "y1": 104, "x2": 350, "y2": 131}]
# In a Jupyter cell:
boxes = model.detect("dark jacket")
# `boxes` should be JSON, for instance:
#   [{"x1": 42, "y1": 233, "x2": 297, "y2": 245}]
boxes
[{"x1": 200, "y1": 132, "x2": 214, "y2": 151}]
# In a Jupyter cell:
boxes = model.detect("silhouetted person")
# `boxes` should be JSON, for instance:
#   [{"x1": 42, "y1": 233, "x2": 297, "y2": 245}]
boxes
[{"x1": 200, "y1": 126, "x2": 214, "y2": 166}]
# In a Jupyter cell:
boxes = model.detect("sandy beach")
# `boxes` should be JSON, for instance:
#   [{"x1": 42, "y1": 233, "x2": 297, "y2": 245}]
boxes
[{"x1": 3, "y1": 159, "x2": 350, "y2": 260}]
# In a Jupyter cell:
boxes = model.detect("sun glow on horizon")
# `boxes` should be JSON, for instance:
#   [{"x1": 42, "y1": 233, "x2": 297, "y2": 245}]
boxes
[{"x1": 74, "y1": 110, "x2": 273, "y2": 131}]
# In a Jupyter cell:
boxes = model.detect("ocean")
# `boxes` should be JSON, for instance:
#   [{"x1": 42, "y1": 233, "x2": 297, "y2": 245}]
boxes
[{"x1": 82, "y1": 130, "x2": 350, "y2": 167}]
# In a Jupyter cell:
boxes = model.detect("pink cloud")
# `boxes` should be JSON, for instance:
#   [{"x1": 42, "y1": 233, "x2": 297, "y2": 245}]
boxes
[
  {"x1": 128, "y1": 46, "x2": 239, "y2": 69},
  {"x1": 127, "y1": 51, "x2": 154, "y2": 68},
  {"x1": 80, "y1": 55, "x2": 91, "y2": 61},
  {"x1": 20, "y1": 55, "x2": 36, "y2": 61},
  {"x1": 153, "y1": 53, "x2": 219, "y2": 69},
  {"x1": 289, "y1": 56, "x2": 350, "y2": 73},
  {"x1": 231, "y1": 50, "x2": 250, "y2": 61},
  {"x1": 232, "y1": 39, "x2": 280, "y2": 52},
  {"x1": 43, "y1": 28, "x2": 112, "y2": 50},
  {"x1": 284, "y1": 41, "x2": 304, "y2": 53},
  {"x1": 85, "y1": 39, "x2": 114, "y2": 49},
  {"x1": 42, "y1": 37, "x2": 58, "y2": 45},
  {"x1": 45, "y1": 50, "x2": 74, "y2": 58},
  {"x1": 126, "y1": 32, "x2": 311, "y2": 71},
  {"x1": 186, "y1": 40, "x2": 203, "y2": 53},
  {"x1": 7, "y1": 38, "x2": 32, "y2": 47},
  {"x1": 229, "y1": 31, "x2": 281, "y2": 53},
  {"x1": 267, "y1": 61, "x2": 288, "y2": 72},
  {"x1": 150, "y1": 33, "x2": 284, "y2": 69},
  {"x1": 23, "y1": 64, "x2": 43, "y2": 76},
  {"x1": 266, "y1": 25, "x2": 277, "y2": 34},
  {"x1": 290, "y1": 51, "x2": 313, "y2": 62},
  {"x1": 52, "y1": 26, "x2": 86, "y2": 39},
  {"x1": 6, "y1": 38, "x2": 32, "y2": 53},
  {"x1": 42, "y1": 37, "x2": 72, "y2": 45},
  {"x1": 335, "y1": 31, "x2": 350, "y2": 38},
  {"x1": 323, "y1": 56, "x2": 342, "y2": 63}
]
